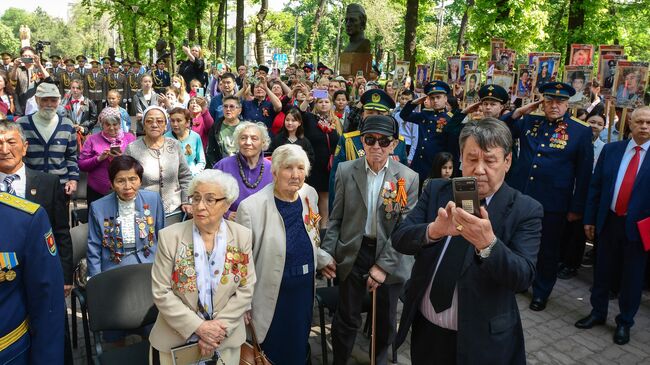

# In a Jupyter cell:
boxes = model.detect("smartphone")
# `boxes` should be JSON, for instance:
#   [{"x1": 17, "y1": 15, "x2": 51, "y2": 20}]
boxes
[
  {"x1": 183, "y1": 39, "x2": 189, "y2": 47},
  {"x1": 452, "y1": 177, "x2": 481, "y2": 218},
  {"x1": 110, "y1": 145, "x2": 121, "y2": 155},
  {"x1": 356, "y1": 70, "x2": 364, "y2": 77},
  {"x1": 197, "y1": 87, "x2": 205, "y2": 97},
  {"x1": 312, "y1": 89, "x2": 328, "y2": 99},
  {"x1": 21, "y1": 57, "x2": 34, "y2": 64}
]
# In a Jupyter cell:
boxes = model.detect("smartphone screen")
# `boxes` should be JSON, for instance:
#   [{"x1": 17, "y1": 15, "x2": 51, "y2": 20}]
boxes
[
  {"x1": 21, "y1": 57, "x2": 34, "y2": 64},
  {"x1": 452, "y1": 177, "x2": 481, "y2": 217},
  {"x1": 312, "y1": 89, "x2": 328, "y2": 99},
  {"x1": 110, "y1": 146, "x2": 121, "y2": 155},
  {"x1": 356, "y1": 70, "x2": 364, "y2": 77},
  {"x1": 197, "y1": 87, "x2": 205, "y2": 97}
]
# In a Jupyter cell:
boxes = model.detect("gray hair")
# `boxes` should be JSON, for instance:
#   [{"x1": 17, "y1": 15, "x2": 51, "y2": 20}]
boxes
[
  {"x1": 188, "y1": 169, "x2": 240, "y2": 204},
  {"x1": 631, "y1": 106, "x2": 650, "y2": 121},
  {"x1": 233, "y1": 121, "x2": 271, "y2": 152},
  {"x1": 0, "y1": 120, "x2": 26, "y2": 142},
  {"x1": 459, "y1": 118, "x2": 513, "y2": 156},
  {"x1": 271, "y1": 144, "x2": 311, "y2": 176}
]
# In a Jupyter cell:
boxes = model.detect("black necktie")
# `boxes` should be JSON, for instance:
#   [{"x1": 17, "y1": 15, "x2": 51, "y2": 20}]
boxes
[{"x1": 429, "y1": 198, "x2": 488, "y2": 312}]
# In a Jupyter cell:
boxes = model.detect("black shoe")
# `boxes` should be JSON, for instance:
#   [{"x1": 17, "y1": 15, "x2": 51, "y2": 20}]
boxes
[
  {"x1": 557, "y1": 266, "x2": 578, "y2": 280},
  {"x1": 582, "y1": 250, "x2": 595, "y2": 267},
  {"x1": 529, "y1": 297, "x2": 547, "y2": 311},
  {"x1": 613, "y1": 324, "x2": 630, "y2": 345},
  {"x1": 575, "y1": 314, "x2": 606, "y2": 329}
]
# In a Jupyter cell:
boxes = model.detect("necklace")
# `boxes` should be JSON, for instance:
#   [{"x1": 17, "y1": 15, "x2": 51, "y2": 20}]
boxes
[{"x1": 236, "y1": 154, "x2": 265, "y2": 189}]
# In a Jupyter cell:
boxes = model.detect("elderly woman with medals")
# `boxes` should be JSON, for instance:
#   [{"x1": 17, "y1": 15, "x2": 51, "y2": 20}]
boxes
[
  {"x1": 149, "y1": 169, "x2": 255, "y2": 364},
  {"x1": 87, "y1": 155, "x2": 165, "y2": 278},
  {"x1": 236, "y1": 144, "x2": 332, "y2": 364}
]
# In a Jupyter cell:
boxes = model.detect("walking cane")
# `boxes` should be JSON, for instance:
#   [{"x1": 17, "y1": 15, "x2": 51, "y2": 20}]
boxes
[{"x1": 370, "y1": 288, "x2": 377, "y2": 365}]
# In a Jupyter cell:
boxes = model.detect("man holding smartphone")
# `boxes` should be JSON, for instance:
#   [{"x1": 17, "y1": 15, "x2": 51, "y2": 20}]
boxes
[
  {"x1": 9, "y1": 46, "x2": 52, "y2": 114},
  {"x1": 392, "y1": 119, "x2": 543, "y2": 364}
]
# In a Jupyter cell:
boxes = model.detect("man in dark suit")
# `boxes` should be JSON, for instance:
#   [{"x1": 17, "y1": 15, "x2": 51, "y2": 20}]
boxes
[
  {"x1": 575, "y1": 106, "x2": 650, "y2": 345},
  {"x1": 0, "y1": 120, "x2": 73, "y2": 362},
  {"x1": 321, "y1": 115, "x2": 419, "y2": 365},
  {"x1": 392, "y1": 118, "x2": 543, "y2": 364}
]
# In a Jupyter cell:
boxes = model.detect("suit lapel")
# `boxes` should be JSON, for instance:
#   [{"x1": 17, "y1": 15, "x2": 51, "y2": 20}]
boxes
[
  {"x1": 178, "y1": 222, "x2": 199, "y2": 312},
  {"x1": 24, "y1": 168, "x2": 38, "y2": 199},
  {"x1": 632, "y1": 144, "x2": 650, "y2": 192},
  {"x1": 352, "y1": 158, "x2": 368, "y2": 208},
  {"x1": 376, "y1": 160, "x2": 401, "y2": 238},
  {"x1": 607, "y1": 142, "x2": 630, "y2": 202},
  {"x1": 212, "y1": 223, "x2": 236, "y2": 309}
]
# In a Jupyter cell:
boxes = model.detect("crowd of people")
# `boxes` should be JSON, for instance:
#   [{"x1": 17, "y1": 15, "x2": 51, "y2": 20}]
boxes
[{"x1": 1, "y1": 39, "x2": 649, "y2": 365}]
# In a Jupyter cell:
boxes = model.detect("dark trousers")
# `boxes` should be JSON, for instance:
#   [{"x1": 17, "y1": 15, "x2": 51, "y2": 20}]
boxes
[
  {"x1": 560, "y1": 219, "x2": 587, "y2": 269},
  {"x1": 532, "y1": 212, "x2": 567, "y2": 299},
  {"x1": 590, "y1": 212, "x2": 648, "y2": 327},
  {"x1": 64, "y1": 309, "x2": 73, "y2": 365},
  {"x1": 410, "y1": 312, "x2": 457, "y2": 365},
  {"x1": 86, "y1": 185, "x2": 105, "y2": 207},
  {"x1": 331, "y1": 241, "x2": 402, "y2": 365}
]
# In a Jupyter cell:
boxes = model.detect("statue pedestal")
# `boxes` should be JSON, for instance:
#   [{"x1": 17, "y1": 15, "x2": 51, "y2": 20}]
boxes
[{"x1": 339, "y1": 52, "x2": 373, "y2": 78}]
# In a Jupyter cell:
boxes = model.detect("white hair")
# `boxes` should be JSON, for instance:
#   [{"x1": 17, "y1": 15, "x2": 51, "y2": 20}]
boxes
[
  {"x1": 188, "y1": 169, "x2": 240, "y2": 204},
  {"x1": 232, "y1": 121, "x2": 271, "y2": 152},
  {"x1": 271, "y1": 144, "x2": 311, "y2": 176}
]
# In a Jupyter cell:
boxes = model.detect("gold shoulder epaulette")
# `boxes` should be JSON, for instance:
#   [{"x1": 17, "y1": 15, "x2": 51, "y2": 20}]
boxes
[
  {"x1": 398, "y1": 135, "x2": 405, "y2": 141},
  {"x1": 0, "y1": 193, "x2": 40, "y2": 215},
  {"x1": 447, "y1": 111, "x2": 454, "y2": 117},
  {"x1": 570, "y1": 116, "x2": 590, "y2": 127},
  {"x1": 530, "y1": 111, "x2": 545, "y2": 117},
  {"x1": 343, "y1": 130, "x2": 361, "y2": 138}
]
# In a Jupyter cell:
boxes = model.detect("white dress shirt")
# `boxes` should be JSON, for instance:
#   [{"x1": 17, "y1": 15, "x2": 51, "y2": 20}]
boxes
[
  {"x1": 364, "y1": 159, "x2": 389, "y2": 239},
  {"x1": 610, "y1": 139, "x2": 650, "y2": 212},
  {"x1": 117, "y1": 198, "x2": 137, "y2": 249},
  {"x1": 420, "y1": 194, "x2": 493, "y2": 330},
  {"x1": 0, "y1": 164, "x2": 26, "y2": 198}
]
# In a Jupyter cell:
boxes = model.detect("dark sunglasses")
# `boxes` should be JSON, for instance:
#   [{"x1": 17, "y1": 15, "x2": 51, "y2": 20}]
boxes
[{"x1": 363, "y1": 135, "x2": 393, "y2": 148}]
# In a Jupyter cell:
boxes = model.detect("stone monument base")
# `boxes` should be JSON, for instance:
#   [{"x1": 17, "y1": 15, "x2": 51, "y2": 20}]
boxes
[{"x1": 339, "y1": 52, "x2": 373, "y2": 78}]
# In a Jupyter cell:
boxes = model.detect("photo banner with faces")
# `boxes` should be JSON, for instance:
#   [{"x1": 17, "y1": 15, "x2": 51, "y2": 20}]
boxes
[
  {"x1": 564, "y1": 65, "x2": 594, "y2": 109},
  {"x1": 415, "y1": 64, "x2": 430, "y2": 89},
  {"x1": 447, "y1": 56, "x2": 461, "y2": 85},
  {"x1": 516, "y1": 64, "x2": 535, "y2": 100},
  {"x1": 569, "y1": 44, "x2": 594, "y2": 66},
  {"x1": 464, "y1": 70, "x2": 481, "y2": 105},
  {"x1": 612, "y1": 61, "x2": 648, "y2": 109},
  {"x1": 599, "y1": 54, "x2": 628, "y2": 96}
]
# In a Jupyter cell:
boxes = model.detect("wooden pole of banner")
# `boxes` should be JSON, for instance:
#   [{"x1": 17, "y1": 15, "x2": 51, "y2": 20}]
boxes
[
  {"x1": 606, "y1": 99, "x2": 614, "y2": 143},
  {"x1": 620, "y1": 108, "x2": 628, "y2": 141},
  {"x1": 370, "y1": 289, "x2": 377, "y2": 365}
]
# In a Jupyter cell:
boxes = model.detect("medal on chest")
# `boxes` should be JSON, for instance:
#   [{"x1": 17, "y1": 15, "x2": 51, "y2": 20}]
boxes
[
  {"x1": 435, "y1": 117, "x2": 447, "y2": 133},
  {"x1": 549, "y1": 121, "x2": 569, "y2": 149}
]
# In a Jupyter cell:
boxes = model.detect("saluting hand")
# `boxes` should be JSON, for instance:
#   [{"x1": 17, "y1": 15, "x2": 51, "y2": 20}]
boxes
[
  {"x1": 512, "y1": 99, "x2": 543, "y2": 120},
  {"x1": 461, "y1": 101, "x2": 482, "y2": 115}
]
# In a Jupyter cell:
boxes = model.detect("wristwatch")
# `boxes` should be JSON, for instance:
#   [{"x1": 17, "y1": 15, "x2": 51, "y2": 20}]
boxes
[{"x1": 476, "y1": 236, "x2": 497, "y2": 259}]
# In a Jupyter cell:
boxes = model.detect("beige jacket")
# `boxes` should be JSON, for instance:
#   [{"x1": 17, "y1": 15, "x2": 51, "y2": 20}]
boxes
[
  {"x1": 236, "y1": 183, "x2": 332, "y2": 342},
  {"x1": 149, "y1": 219, "x2": 256, "y2": 361}
]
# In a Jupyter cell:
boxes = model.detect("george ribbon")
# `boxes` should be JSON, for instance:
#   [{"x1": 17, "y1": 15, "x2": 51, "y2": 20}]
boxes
[
  {"x1": 304, "y1": 197, "x2": 322, "y2": 227},
  {"x1": 395, "y1": 178, "x2": 408, "y2": 208}
]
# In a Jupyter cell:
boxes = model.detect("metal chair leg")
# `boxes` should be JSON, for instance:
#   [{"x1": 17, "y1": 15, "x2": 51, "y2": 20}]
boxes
[
  {"x1": 71, "y1": 291, "x2": 78, "y2": 349},
  {"x1": 82, "y1": 304, "x2": 92, "y2": 365}
]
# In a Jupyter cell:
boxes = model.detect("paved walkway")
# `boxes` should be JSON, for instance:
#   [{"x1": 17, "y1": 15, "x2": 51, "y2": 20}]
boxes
[{"x1": 70, "y1": 266, "x2": 650, "y2": 364}]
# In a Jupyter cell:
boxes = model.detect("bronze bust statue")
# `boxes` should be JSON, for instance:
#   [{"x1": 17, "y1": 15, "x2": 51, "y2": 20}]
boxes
[{"x1": 343, "y1": 4, "x2": 371, "y2": 53}]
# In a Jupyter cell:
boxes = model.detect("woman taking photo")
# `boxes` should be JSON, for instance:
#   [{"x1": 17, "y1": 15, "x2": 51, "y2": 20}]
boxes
[
  {"x1": 0, "y1": 73, "x2": 20, "y2": 120},
  {"x1": 213, "y1": 121, "x2": 273, "y2": 220},
  {"x1": 150, "y1": 169, "x2": 255, "y2": 364},
  {"x1": 237, "y1": 144, "x2": 332, "y2": 364},
  {"x1": 86, "y1": 156, "x2": 165, "y2": 277},
  {"x1": 79, "y1": 108, "x2": 136, "y2": 204},
  {"x1": 189, "y1": 96, "x2": 214, "y2": 151},
  {"x1": 125, "y1": 105, "x2": 192, "y2": 225},
  {"x1": 165, "y1": 107, "x2": 206, "y2": 176},
  {"x1": 269, "y1": 107, "x2": 315, "y2": 166}
]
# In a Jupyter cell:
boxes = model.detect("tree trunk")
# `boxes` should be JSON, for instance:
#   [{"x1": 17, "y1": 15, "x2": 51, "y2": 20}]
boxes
[
  {"x1": 117, "y1": 22, "x2": 125, "y2": 59},
  {"x1": 456, "y1": 0, "x2": 474, "y2": 53},
  {"x1": 197, "y1": 13, "x2": 203, "y2": 47},
  {"x1": 215, "y1": 0, "x2": 226, "y2": 60},
  {"x1": 305, "y1": 0, "x2": 326, "y2": 58},
  {"x1": 132, "y1": 17, "x2": 140, "y2": 61},
  {"x1": 403, "y1": 0, "x2": 418, "y2": 76},
  {"x1": 208, "y1": 5, "x2": 215, "y2": 53},
  {"x1": 565, "y1": 0, "x2": 585, "y2": 64},
  {"x1": 235, "y1": 0, "x2": 244, "y2": 67},
  {"x1": 255, "y1": 0, "x2": 268, "y2": 65},
  {"x1": 168, "y1": 12, "x2": 176, "y2": 73}
]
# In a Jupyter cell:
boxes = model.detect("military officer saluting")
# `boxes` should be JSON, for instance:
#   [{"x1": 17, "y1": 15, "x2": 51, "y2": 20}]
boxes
[
  {"x1": 0, "y1": 193, "x2": 64, "y2": 364},
  {"x1": 85, "y1": 60, "x2": 107, "y2": 112},
  {"x1": 59, "y1": 59, "x2": 81, "y2": 96},
  {"x1": 107, "y1": 60, "x2": 127, "y2": 107},
  {"x1": 399, "y1": 80, "x2": 455, "y2": 182},
  {"x1": 152, "y1": 58, "x2": 170, "y2": 94},
  {"x1": 329, "y1": 89, "x2": 408, "y2": 207},
  {"x1": 502, "y1": 82, "x2": 593, "y2": 311}
]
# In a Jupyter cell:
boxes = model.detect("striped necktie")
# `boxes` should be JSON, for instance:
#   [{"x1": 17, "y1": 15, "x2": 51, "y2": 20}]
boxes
[{"x1": 1, "y1": 174, "x2": 18, "y2": 195}]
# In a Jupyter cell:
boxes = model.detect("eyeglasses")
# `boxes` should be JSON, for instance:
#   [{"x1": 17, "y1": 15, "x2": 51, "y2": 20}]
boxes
[
  {"x1": 145, "y1": 119, "x2": 165, "y2": 126},
  {"x1": 363, "y1": 135, "x2": 393, "y2": 148},
  {"x1": 190, "y1": 194, "x2": 227, "y2": 207},
  {"x1": 113, "y1": 176, "x2": 140, "y2": 186},
  {"x1": 223, "y1": 104, "x2": 239, "y2": 109}
]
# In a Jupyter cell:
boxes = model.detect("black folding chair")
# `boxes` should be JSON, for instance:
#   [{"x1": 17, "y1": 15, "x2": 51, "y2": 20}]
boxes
[
  {"x1": 86, "y1": 263, "x2": 158, "y2": 365},
  {"x1": 71, "y1": 172, "x2": 89, "y2": 226},
  {"x1": 69, "y1": 223, "x2": 92, "y2": 363}
]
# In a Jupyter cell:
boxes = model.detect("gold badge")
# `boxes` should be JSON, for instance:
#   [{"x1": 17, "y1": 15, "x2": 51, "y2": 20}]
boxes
[
  {"x1": 0, "y1": 271, "x2": 5, "y2": 282},
  {"x1": 371, "y1": 93, "x2": 381, "y2": 103},
  {"x1": 5, "y1": 269, "x2": 16, "y2": 281},
  {"x1": 30, "y1": 189, "x2": 37, "y2": 196}
]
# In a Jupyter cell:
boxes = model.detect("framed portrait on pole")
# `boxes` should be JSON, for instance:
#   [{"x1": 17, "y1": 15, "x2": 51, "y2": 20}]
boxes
[
  {"x1": 569, "y1": 44, "x2": 594, "y2": 66},
  {"x1": 516, "y1": 64, "x2": 534, "y2": 100},
  {"x1": 612, "y1": 61, "x2": 648, "y2": 109},
  {"x1": 564, "y1": 65, "x2": 594, "y2": 108},
  {"x1": 464, "y1": 70, "x2": 481, "y2": 105}
]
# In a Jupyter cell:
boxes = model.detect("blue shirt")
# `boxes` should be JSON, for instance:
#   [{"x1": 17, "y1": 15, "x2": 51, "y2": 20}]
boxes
[
  {"x1": 208, "y1": 93, "x2": 224, "y2": 121},
  {"x1": 241, "y1": 98, "x2": 276, "y2": 131}
]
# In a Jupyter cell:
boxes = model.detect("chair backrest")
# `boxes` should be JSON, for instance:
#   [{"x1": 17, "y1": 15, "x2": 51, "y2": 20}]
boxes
[
  {"x1": 73, "y1": 171, "x2": 88, "y2": 202},
  {"x1": 86, "y1": 263, "x2": 158, "y2": 332},
  {"x1": 70, "y1": 223, "x2": 89, "y2": 267}
]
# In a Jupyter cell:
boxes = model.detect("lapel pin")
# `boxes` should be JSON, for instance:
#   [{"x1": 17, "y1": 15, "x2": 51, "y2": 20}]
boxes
[{"x1": 30, "y1": 189, "x2": 37, "y2": 196}]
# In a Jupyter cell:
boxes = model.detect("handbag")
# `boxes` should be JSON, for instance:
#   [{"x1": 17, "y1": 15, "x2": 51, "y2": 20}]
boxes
[{"x1": 240, "y1": 322, "x2": 272, "y2": 365}]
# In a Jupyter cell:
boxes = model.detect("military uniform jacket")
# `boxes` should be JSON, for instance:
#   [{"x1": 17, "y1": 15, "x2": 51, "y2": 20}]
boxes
[
  {"x1": 84, "y1": 72, "x2": 107, "y2": 102},
  {"x1": 126, "y1": 72, "x2": 142, "y2": 101},
  {"x1": 106, "y1": 72, "x2": 127, "y2": 97},
  {"x1": 152, "y1": 69, "x2": 171, "y2": 94},
  {"x1": 400, "y1": 101, "x2": 455, "y2": 181},
  {"x1": 328, "y1": 130, "x2": 408, "y2": 209},
  {"x1": 502, "y1": 111, "x2": 593, "y2": 213},
  {"x1": 0, "y1": 193, "x2": 64, "y2": 364},
  {"x1": 59, "y1": 71, "x2": 82, "y2": 96},
  {"x1": 0, "y1": 64, "x2": 12, "y2": 80}
]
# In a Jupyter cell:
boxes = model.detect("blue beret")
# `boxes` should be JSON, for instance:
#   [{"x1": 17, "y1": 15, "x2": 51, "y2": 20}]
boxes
[
  {"x1": 539, "y1": 82, "x2": 576, "y2": 99},
  {"x1": 478, "y1": 84, "x2": 508, "y2": 104},
  {"x1": 424, "y1": 81, "x2": 451, "y2": 95},
  {"x1": 361, "y1": 89, "x2": 395, "y2": 111}
]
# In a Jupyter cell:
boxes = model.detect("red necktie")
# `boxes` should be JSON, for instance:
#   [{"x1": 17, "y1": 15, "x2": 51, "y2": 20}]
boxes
[{"x1": 615, "y1": 146, "x2": 642, "y2": 216}]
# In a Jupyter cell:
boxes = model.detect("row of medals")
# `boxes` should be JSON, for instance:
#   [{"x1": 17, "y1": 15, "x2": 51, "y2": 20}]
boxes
[{"x1": 0, "y1": 268, "x2": 17, "y2": 282}]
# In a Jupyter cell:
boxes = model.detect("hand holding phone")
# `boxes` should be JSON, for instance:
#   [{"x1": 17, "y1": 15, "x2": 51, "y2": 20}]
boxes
[
  {"x1": 110, "y1": 145, "x2": 121, "y2": 155},
  {"x1": 452, "y1": 177, "x2": 481, "y2": 218},
  {"x1": 312, "y1": 89, "x2": 328, "y2": 99}
]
